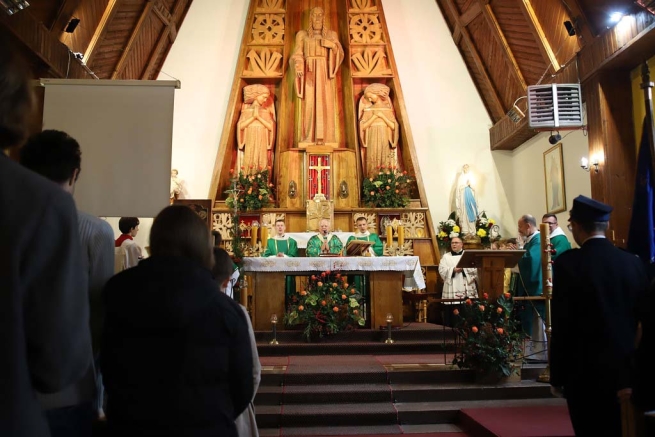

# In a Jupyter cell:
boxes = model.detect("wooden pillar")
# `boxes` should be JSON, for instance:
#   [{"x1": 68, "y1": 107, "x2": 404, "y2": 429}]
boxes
[{"x1": 583, "y1": 71, "x2": 637, "y2": 247}]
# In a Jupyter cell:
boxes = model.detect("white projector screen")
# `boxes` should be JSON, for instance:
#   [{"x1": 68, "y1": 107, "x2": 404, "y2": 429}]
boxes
[{"x1": 41, "y1": 79, "x2": 178, "y2": 217}]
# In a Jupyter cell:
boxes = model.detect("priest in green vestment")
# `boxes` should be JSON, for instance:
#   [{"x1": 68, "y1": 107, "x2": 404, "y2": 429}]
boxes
[
  {"x1": 541, "y1": 214, "x2": 571, "y2": 260},
  {"x1": 263, "y1": 219, "x2": 298, "y2": 257},
  {"x1": 306, "y1": 218, "x2": 343, "y2": 256},
  {"x1": 346, "y1": 217, "x2": 383, "y2": 256},
  {"x1": 262, "y1": 219, "x2": 297, "y2": 303}
]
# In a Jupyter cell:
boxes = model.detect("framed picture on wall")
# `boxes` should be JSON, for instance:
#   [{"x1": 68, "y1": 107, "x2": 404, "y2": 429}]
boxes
[{"x1": 543, "y1": 144, "x2": 566, "y2": 214}]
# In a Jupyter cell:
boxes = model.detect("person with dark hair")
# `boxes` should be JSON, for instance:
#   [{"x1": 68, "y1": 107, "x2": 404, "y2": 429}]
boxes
[
  {"x1": 102, "y1": 205, "x2": 254, "y2": 437},
  {"x1": 0, "y1": 39, "x2": 92, "y2": 437},
  {"x1": 551, "y1": 195, "x2": 648, "y2": 436},
  {"x1": 213, "y1": 247, "x2": 260, "y2": 437},
  {"x1": 115, "y1": 216, "x2": 142, "y2": 269},
  {"x1": 541, "y1": 214, "x2": 571, "y2": 260},
  {"x1": 20, "y1": 129, "x2": 115, "y2": 433}
]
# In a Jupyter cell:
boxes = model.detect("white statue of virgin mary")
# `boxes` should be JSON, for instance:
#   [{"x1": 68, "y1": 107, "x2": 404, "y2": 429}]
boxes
[{"x1": 455, "y1": 164, "x2": 478, "y2": 236}]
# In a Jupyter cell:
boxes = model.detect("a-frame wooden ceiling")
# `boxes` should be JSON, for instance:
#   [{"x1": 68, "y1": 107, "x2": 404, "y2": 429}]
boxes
[
  {"x1": 0, "y1": 0, "x2": 193, "y2": 81},
  {"x1": 436, "y1": 0, "x2": 655, "y2": 150}
]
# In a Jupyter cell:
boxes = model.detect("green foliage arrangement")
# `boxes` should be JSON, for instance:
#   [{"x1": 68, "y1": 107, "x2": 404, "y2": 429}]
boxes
[
  {"x1": 284, "y1": 270, "x2": 366, "y2": 341},
  {"x1": 225, "y1": 167, "x2": 274, "y2": 211},
  {"x1": 452, "y1": 292, "x2": 523, "y2": 378},
  {"x1": 362, "y1": 166, "x2": 412, "y2": 208}
]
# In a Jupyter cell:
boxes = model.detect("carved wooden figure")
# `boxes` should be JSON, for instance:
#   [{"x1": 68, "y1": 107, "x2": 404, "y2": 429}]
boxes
[
  {"x1": 290, "y1": 6, "x2": 344, "y2": 147},
  {"x1": 358, "y1": 83, "x2": 399, "y2": 177},
  {"x1": 237, "y1": 84, "x2": 276, "y2": 174}
]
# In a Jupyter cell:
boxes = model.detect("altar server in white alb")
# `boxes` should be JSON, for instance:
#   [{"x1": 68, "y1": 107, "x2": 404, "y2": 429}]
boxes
[{"x1": 438, "y1": 236, "x2": 478, "y2": 327}]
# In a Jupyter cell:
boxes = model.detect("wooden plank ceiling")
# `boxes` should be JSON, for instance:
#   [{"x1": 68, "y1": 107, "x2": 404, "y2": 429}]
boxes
[
  {"x1": 435, "y1": 0, "x2": 653, "y2": 150},
  {"x1": 0, "y1": 0, "x2": 192, "y2": 81}
]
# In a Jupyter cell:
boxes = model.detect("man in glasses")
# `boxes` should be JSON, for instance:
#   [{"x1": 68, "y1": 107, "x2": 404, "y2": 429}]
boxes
[{"x1": 541, "y1": 214, "x2": 571, "y2": 260}]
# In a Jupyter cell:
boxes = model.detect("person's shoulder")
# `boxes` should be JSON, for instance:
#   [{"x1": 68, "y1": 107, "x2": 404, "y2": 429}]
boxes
[{"x1": 78, "y1": 212, "x2": 114, "y2": 237}]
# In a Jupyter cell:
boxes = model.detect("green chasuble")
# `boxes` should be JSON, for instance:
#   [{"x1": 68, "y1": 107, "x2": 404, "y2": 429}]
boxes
[
  {"x1": 306, "y1": 234, "x2": 343, "y2": 257},
  {"x1": 263, "y1": 236, "x2": 298, "y2": 257},
  {"x1": 517, "y1": 232, "x2": 543, "y2": 336},
  {"x1": 549, "y1": 233, "x2": 571, "y2": 261},
  {"x1": 262, "y1": 236, "x2": 298, "y2": 304},
  {"x1": 346, "y1": 232, "x2": 383, "y2": 256}
]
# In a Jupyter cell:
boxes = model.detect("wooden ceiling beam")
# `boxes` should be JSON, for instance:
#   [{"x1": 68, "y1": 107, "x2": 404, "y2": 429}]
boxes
[
  {"x1": 443, "y1": 0, "x2": 506, "y2": 119},
  {"x1": 478, "y1": 0, "x2": 527, "y2": 92},
  {"x1": 0, "y1": 10, "x2": 87, "y2": 79},
  {"x1": 141, "y1": 0, "x2": 188, "y2": 79},
  {"x1": 84, "y1": 0, "x2": 122, "y2": 65},
  {"x1": 518, "y1": 0, "x2": 560, "y2": 73},
  {"x1": 111, "y1": 0, "x2": 155, "y2": 79},
  {"x1": 459, "y1": 1, "x2": 481, "y2": 27}
]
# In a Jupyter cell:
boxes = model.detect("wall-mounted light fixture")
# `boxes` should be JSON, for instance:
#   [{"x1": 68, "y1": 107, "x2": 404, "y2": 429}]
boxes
[{"x1": 580, "y1": 156, "x2": 599, "y2": 173}]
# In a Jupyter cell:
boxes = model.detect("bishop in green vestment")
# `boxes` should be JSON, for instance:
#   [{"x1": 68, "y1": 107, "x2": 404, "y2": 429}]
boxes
[
  {"x1": 306, "y1": 218, "x2": 343, "y2": 257},
  {"x1": 346, "y1": 217, "x2": 383, "y2": 256}
]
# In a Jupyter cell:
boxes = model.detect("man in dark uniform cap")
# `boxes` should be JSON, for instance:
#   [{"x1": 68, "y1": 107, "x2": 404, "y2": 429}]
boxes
[{"x1": 550, "y1": 195, "x2": 648, "y2": 436}]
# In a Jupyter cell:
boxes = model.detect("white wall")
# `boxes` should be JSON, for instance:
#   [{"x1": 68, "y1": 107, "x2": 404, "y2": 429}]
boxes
[
  {"x1": 158, "y1": 0, "x2": 590, "y2": 241},
  {"x1": 159, "y1": 0, "x2": 249, "y2": 199},
  {"x1": 495, "y1": 129, "x2": 591, "y2": 245}
]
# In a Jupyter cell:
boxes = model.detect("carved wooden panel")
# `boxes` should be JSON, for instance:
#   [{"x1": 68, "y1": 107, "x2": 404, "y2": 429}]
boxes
[
  {"x1": 351, "y1": 47, "x2": 392, "y2": 76},
  {"x1": 349, "y1": 0, "x2": 377, "y2": 12},
  {"x1": 251, "y1": 13, "x2": 285, "y2": 44},
  {"x1": 243, "y1": 47, "x2": 284, "y2": 77},
  {"x1": 213, "y1": 212, "x2": 235, "y2": 241},
  {"x1": 401, "y1": 212, "x2": 426, "y2": 238},
  {"x1": 349, "y1": 13, "x2": 385, "y2": 44},
  {"x1": 256, "y1": 0, "x2": 285, "y2": 12}
]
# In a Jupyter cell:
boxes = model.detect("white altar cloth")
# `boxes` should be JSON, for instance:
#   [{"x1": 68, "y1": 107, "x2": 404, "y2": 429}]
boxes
[{"x1": 243, "y1": 256, "x2": 425, "y2": 290}]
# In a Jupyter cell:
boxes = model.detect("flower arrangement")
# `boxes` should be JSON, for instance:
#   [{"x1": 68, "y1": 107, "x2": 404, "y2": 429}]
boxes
[
  {"x1": 362, "y1": 166, "x2": 412, "y2": 208},
  {"x1": 437, "y1": 211, "x2": 460, "y2": 249},
  {"x1": 284, "y1": 270, "x2": 366, "y2": 341},
  {"x1": 475, "y1": 211, "x2": 500, "y2": 246},
  {"x1": 452, "y1": 292, "x2": 523, "y2": 378},
  {"x1": 225, "y1": 167, "x2": 274, "y2": 211},
  {"x1": 438, "y1": 211, "x2": 501, "y2": 248}
]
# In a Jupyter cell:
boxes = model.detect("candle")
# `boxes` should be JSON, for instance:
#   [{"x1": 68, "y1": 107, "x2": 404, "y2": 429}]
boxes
[
  {"x1": 251, "y1": 225, "x2": 258, "y2": 247},
  {"x1": 386, "y1": 225, "x2": 393, "y2": 245},
  {"x1": 260, "y1": 226, "x2": 268, "y2": 247},
  {"x1": 398, "y1": 225, "x2": 405, "y2": 248}
]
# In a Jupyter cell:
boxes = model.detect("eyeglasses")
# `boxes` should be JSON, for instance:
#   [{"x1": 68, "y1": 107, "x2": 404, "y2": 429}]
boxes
[
  {"x1": 543, "y1": 221, "x2": 556, "y2": 225},
  {"x1": 567, "y1": 224, "x2": 572, "y2": 232}
]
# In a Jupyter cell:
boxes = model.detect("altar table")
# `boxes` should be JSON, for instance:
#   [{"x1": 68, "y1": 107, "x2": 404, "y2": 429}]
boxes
[{"x1": 243, "y1": 256, "x2": 425, "y2": 330}]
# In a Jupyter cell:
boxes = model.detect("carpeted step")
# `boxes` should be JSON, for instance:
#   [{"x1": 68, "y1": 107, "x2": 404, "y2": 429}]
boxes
[
  {"x1": 256, "y1": 383, "x2": 393, "y2": 405},
  {"x1": 391, "y1": 381, "x2": 553, "y2": 403},
  {"x1": 256, "y1": 402, "x2": 399, "y2": 428},
  {"x1": 458, "y1": 404, "x2": 574, "y2": 437},
  {"x1": 258, "y1": 340, "x2": 455, "y2": 356},
  {"x1": 394, "y1": 397, "x2": 567, "y2": 425}
]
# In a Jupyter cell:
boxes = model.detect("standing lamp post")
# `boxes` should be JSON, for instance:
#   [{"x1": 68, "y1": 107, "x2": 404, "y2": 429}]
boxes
[
  {"x1": 538, "y1": 223, "x2": 553, "y2": 383},
  {"x1": 384, "y1": 313, "x2": 395, "y2": 344},
  {"x1": 269, "y1": 314, "x2": 279, "y2": 345}
]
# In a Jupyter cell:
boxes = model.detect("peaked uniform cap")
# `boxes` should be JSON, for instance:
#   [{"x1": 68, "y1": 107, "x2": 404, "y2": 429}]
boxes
[{"x1": 570, "y1": 195, "x2": 613, "y2": 222}]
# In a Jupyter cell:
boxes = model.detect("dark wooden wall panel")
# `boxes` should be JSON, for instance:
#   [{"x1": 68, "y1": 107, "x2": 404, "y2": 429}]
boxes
[
  {"x1": 530, "y1": 0, "x2": 580, "y2": 67},
  {"x1": 59, "y1": 0, "x2": 110, "y2": 55}
]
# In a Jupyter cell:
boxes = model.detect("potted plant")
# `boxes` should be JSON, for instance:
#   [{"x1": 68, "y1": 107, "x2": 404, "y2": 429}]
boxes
[
  {"x1": 362, "y1": 166, "x2": 412, "y2": 208},
  {"x1": 284, "y1": 270, "x2": 366, "y2": 341},
  {"x1": 225, "y1": 167, "x2": 274, "y2": 211},
  {"x1": 452, "y1": 292, "x2": 523, "y2": 383}
]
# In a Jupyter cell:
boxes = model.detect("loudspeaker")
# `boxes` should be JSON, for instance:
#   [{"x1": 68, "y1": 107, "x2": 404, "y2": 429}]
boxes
[
  {"x1": 549, "y1": 133, "x2": 562, "y2": 145},
  {"x1": 65, "y1": 18, "x2": 80, "y2": 33},
  {"x1": 564, "y1": 20, "x2": 576, "y2": 36}
]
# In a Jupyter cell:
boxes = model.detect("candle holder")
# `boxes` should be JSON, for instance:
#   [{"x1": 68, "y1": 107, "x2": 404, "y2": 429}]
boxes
[
  {"x1": 269, "y1": 314, "x2": 279, "y2": 345},
  {"x1": 384, "y1": 313, "x2": 395, "y2": 344}
]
